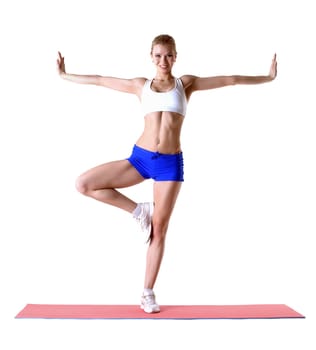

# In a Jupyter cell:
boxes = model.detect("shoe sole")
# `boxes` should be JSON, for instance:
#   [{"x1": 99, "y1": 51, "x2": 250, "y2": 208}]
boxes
[{"x1": 140, "y1": 304, "x2": 160, "y2": 313}]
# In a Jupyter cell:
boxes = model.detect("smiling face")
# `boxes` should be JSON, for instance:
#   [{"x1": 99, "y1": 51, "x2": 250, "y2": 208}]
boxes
[
  {"x1": 151, "y1": 44, "x2": 177, "y2": 75},
  {"x1": 150, "y1": 34, "x2": 177, "y2": 76}
]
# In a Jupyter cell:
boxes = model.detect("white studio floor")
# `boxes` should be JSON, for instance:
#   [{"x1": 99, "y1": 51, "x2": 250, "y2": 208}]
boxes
[
  {"x1": 1, "y1": 224, "x2": 315, "y2": 350},
  {"x1": 1, "y1": 0, "x2": 316, "y2": 349}
]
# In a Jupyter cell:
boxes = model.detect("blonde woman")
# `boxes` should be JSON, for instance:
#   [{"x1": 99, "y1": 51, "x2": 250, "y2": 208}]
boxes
[{"x1": 57, "y1": 34, "x2": 277, "y2": 313}]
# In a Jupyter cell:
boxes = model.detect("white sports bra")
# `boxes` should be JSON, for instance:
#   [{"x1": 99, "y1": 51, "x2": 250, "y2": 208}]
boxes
[{"x1": 141, "y1": 78, "x2": 187, "y2": 117}]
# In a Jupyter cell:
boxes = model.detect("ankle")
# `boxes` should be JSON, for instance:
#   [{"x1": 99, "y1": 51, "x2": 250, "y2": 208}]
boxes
[{"x1": 143, "y1": 288, "x2": 154, "y2": 295}]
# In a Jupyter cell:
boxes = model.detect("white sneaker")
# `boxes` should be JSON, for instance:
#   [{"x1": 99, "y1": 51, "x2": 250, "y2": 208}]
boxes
[
  {"x1": 133, "y1": 202, "x2": 153, "y2": 243},
  {"x1": 141, "y1": 290, "x2": 160, "y2": 313}
]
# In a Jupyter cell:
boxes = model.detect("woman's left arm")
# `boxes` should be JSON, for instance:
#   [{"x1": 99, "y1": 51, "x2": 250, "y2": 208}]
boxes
[
  {"x1": 231, "y1": 53, "x2": 277, "y2": 85},
  {"x1": 184, "y1": 54, "x2": 277, "y2": 94}
]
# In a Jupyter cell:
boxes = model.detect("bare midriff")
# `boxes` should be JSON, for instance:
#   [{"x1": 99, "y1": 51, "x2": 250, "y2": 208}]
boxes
[{"x1": 135, "y1": 111, "x2": 184, "y2": 154}]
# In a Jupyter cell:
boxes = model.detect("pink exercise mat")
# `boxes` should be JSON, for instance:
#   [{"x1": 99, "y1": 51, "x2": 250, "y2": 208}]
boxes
[{"x1": 15, "y1": 303, "x2": 305, "y2": 319}]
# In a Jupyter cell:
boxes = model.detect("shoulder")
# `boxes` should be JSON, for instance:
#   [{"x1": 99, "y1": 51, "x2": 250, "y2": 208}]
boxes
[
  {"x1": 130, "y1": 77, "x2": 148, "y2": 96},
  {"x1": 179, "y1": 75, "x2": 199, "y2": 89},
  {"x1": 132, "y1": 77, "x2": 148, "y2": 88}
]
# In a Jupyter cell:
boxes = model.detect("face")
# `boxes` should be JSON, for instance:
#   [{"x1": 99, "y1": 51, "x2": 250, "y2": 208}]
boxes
[{"x1": 151, "y1": 44, "x2": 177, "y2": 74}]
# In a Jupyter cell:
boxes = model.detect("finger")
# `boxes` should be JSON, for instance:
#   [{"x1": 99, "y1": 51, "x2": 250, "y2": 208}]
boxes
[{"x1": 58, "y1": 51, "x2": 64, "y2": 62}]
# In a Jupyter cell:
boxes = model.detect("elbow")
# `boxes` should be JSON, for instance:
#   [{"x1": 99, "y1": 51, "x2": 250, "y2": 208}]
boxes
[
  {"x1": 94, "y1": 75, "x2": 103, "y2": 86},
  {"x1": 231, "y1": 75, "x2": 239, "y2": 85}
]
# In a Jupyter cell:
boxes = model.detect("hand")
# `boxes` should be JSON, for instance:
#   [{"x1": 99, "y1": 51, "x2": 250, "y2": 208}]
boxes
[
  {"x1": 57, "y1": 51, "x2": 66, "y2": 76},
  {"x1": 269, "y1": 53, "x2": 277, "y2": 80}
]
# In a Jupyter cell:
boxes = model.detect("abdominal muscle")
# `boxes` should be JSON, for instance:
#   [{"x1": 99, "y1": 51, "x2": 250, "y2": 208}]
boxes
[{"x1": 135, "y1": 111, "x2": 184, "y2": 154}]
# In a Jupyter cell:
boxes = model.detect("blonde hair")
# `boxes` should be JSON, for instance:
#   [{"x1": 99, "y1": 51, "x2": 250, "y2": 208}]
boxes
[{"x1": 150, "y1": 34, "x2": 177, "y2": 55}]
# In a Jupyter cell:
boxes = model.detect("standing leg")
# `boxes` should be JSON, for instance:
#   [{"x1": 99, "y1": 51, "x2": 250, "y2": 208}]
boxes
[
  {"x1": 141, "y1": 181, "x2": 182, "y2": 313},
  {"x1": 145, "y1": 181, "x2": 182, "y2": 288}
]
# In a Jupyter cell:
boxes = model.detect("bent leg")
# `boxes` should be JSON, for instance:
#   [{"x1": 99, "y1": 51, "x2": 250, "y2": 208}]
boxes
[
  {"x1": 76, "y1": 159, "x2": 145, "y2": 213},
  {"x1": 144, "y1": 181, "x2": 182, "y2": 289}
]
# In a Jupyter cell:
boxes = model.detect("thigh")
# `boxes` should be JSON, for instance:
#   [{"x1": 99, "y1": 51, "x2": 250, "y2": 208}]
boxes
[
  {"x1": 153, "y1": 181, "x2": 182, "y2": 222},
  {"x1": 79, "y1": 159, "x2": 145, "y2": 190}
]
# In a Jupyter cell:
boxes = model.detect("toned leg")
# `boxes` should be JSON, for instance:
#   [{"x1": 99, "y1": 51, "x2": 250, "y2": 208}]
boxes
[
  {"x1": 75, "y1": 159, "x2": 145, "y2": 213},
  {"x1": 144, "y1": 181, "x2": 182, "y2": 289}
]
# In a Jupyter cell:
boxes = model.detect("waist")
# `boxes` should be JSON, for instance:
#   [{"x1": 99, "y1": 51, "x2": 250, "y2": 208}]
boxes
[
  {"x1": 135, "y1": 142, "x2": 182, "y2": 154},
  {"x1": 132, "y1": 144, "x2": 183, "y2": 156}
]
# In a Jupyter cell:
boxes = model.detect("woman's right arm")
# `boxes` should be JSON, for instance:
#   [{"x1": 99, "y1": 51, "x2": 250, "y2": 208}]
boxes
[{"x1": 56, "y1": 51, "x2": 145, "y2": 95}]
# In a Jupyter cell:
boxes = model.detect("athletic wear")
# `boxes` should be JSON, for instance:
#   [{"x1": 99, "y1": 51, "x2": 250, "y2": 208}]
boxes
[
  {"x1": 141, "y1": 289, "x2": 160, "y2": 313},
  {"x1": 141, "y1": 78, "x2": 187, "y2": 117},
  {"x1": 127, "y1": 144, "x2": 184, "y2": 182},
  {"x1": 133, "y1": 202, "x2": 153, "y2": 243}
]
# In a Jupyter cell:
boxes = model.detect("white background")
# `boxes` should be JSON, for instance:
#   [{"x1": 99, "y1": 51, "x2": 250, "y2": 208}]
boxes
[{"x1": 1, "y1": 0, "x2": 315, "y2": 349}]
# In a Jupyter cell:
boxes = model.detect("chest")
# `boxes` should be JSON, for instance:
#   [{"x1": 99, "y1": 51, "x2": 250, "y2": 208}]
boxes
[{"x1": 150, "y1": 79, "x2": 176, "y2": 92}]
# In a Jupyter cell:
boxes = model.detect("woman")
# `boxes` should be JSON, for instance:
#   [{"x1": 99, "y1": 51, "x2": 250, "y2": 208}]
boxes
[{"x1": 57, "y1": 34, "x2": 277, "y2": 313}]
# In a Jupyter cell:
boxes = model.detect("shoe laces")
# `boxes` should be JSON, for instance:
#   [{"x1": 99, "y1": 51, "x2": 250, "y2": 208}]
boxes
[{"x1": 142, "y1": 293, "x2": 157, "y2": 306}]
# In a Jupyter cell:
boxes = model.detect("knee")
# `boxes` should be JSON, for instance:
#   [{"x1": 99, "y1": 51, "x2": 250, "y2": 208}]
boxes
[
  {"x1": 151, "y1": 218, "x2": 169, "y2": 242},
  {"x1": 75, "y1": 175, "x2": 89, "y2": 195}
]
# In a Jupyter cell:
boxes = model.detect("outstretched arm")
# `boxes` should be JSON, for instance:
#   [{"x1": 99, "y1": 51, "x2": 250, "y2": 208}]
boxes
[
  {"x1": 230, "y1": 53, "x2": 277, "y2": 85},
  {"x1": 56, "y1": 51, "x2": 145, "y2": 95},
  {"x1": 183, "y1": 54, "x2": 277, "y2": 95}
]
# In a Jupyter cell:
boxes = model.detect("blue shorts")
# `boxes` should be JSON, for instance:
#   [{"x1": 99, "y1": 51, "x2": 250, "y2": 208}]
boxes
[{"x1": 127, "y1": 145, "x2": 184, "y2": 182}]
